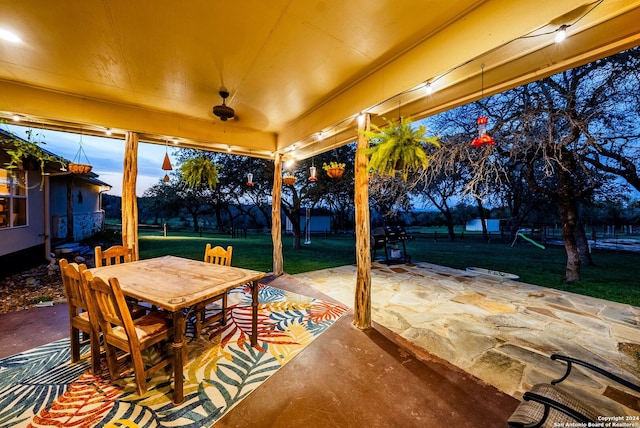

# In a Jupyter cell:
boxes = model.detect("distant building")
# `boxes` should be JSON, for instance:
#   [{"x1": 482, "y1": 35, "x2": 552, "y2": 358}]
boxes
[
  {"x1": 465, "y1": 218, "x2": 500, "y2": 232},
  {"x1": 285, "y1": 207, "x2": 332, "y2": 234}
]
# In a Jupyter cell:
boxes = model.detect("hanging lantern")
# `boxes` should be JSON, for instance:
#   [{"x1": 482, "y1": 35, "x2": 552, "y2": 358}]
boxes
[
  {"x1": 162, "y1": 141, "x2": 173, "y2": 170},
  {"x1": 246, "y1": 172, "x2": 254, "y2": 186},
  {"x1": 162, "y1": 152, "x2": 172, "y2": 170},
  {"x1": 309, "y1": 165, "x2": 317, "y2": 182},
  {"x1": 471, "y1": 116, "x2": 495, "y2": 147},
  {"x1": 161, "y1": 141, "x2": 172, "y2": 183}
]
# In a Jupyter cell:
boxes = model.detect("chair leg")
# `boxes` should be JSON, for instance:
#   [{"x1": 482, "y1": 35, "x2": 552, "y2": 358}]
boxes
[
  {"x1": 130, "y1": 348, "x2": 148, "y2": 396},
  {"x1": 89, "y1": 330, "x2": 101, "y2": 375},
  {"x1": 221, "y1": 294, "x2": 227, "y2": 326},
  {"x1": 70, "y1": 327, "x2": 81, "y2": 363},
  {"x1": 194, "y1": 306, "x2": 203, "y2": 338},
  {"x1": 103, "y1": 343, "x2": 120, "y2": 382}
]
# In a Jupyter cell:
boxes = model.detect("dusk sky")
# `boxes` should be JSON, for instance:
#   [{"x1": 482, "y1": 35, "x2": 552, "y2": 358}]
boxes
[{"x1": 4, "y1": 123, "x2": 178, "y2": 196}]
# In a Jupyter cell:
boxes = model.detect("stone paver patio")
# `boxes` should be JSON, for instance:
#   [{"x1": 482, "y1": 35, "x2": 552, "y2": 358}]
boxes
[{"x1": 295, "y1": 261, "x2": 640, "y2": 417}]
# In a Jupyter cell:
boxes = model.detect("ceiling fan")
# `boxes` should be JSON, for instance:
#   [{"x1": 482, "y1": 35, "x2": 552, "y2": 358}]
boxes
[{"x1": 212, "y1": 89, "x2": 235, "y2": 121}]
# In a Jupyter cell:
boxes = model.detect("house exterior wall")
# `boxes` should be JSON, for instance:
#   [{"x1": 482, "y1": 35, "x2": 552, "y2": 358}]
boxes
[
  {"x1": 50, "y1": 177, "x2": 105, "y2": 241},
  {"x1": 0, "y1": 172, "x2": 45, "y2": 257}
]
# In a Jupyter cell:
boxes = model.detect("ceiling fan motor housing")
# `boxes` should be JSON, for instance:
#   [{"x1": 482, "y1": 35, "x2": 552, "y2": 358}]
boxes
[{"x1": 213, "y1": 90, "x2": 235, "y2": 121}]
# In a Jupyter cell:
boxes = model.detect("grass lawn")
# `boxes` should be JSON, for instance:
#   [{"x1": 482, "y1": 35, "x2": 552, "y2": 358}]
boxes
[{"x1": 138, "y1": 230, "x2": 640, "y2": 307}]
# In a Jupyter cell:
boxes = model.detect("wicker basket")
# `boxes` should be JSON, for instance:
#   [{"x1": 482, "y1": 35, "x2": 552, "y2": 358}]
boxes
[
  {"x1": 325, "y1": 167, "x2": 344, "y2": 179},
  {"x1": 68, "y1": 163, "x2": 92, "y2": 175}
]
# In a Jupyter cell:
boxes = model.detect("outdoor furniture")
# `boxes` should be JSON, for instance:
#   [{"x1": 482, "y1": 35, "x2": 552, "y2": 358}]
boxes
[
  {"x1": 194, "y1": 244, "x2": 233, "y2": 338},
  {"x1": 90, "y1": 255, "x2": 265, "y2": 404},
  {"x1": 86, "y1": 275, "x2": 173, "y2": 396},
  {"x1": 372, "y1": 226, "x2": 412, "y2": 264},
  {"x1": 507, "y1": 354, "x2": 640, "y2": 427},
  {"x1": 59, "y1": 258, "x2": 101, "y2": 375},
  {"x1": 94, "y1": 245, "x2": 135, "y2": 267}
]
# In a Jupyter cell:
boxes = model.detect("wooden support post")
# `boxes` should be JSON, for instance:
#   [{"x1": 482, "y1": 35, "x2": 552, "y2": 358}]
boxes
[
  {"x1": 122, "y1": 132, "x2": 139, "y2": 261},
  {"x1": 271, "y1": 152, "x2": 283, "y2": 276},
  {"x1": 354, "y1": 113, "x2": 372, "y2": 330}
]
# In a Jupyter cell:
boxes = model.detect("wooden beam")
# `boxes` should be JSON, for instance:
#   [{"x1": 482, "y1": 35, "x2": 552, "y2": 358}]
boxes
[
  {"x1": 122, "y1": 132, "x2": 139, "y2": 261},
  {"x1": 354, "y1": 113, "x2": 372, "y2": 329},
  {"x1": 271, "y1": 152, "x2": 283, "y2": 276}
]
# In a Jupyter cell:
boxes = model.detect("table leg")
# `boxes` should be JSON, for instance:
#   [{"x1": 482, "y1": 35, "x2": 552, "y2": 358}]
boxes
[
  {"x1": 172, "y1": 311, "x2": 186, "y2": 404},
  {"x1": 251, "y1": 279, "x2": 258, "y2": 347}
]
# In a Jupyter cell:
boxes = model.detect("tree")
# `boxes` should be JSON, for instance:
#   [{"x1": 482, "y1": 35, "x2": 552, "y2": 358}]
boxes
[
  {"x1": 278, "y1": 145, "x2": 356, "y2": 248},
  {"x1": 471, "y1": 48, "x2": 640, "y2": 282},
  {"x1": 142, "y1": 179, "x2": 182, "y2": 224}
]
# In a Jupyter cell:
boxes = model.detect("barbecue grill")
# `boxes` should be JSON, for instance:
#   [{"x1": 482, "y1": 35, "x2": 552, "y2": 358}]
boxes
[{"x1": 372, "y1": 225, "x2": 411, "y2": 264}]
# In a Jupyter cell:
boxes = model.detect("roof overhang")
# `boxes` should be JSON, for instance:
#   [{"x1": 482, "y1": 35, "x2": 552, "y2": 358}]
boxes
[{"x1": 0, "y1": 1, "x2": 638, "y2": 159}]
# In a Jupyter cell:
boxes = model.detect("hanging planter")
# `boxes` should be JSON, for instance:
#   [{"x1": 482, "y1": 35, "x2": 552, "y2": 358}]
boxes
[
  {"x1": 68, "y1": 163, "x2": 92, "y2": 175},
  {"x1": 361, "y1": 117, "x2": 439, "y2": 180},
  {"x1": 180, "y1": 155, "x2": 220, "y2": 188},
  {"x1": 69, "y1": 133, "x2": 92, "y2": 175},
  {"x1": 323, "y1": 161, "x2": 345, "y2": 179},
  {"x1": 283, "y1": 174, "x2": 296, "y2": 186}
]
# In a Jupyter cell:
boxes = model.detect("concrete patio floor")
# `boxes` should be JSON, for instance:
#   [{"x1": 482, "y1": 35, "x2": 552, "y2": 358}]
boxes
[
  {"x1": 295, "y1": 261, "x2": 640, "y2": 418},
  {"x1": 2, "y1": 260, "x2": 639, "y2": 425}
]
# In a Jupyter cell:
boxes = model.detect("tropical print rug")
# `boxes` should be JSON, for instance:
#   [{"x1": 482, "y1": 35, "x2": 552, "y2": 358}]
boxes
[{"x1": 0, "y1": 284, "x2": 347, "y2": 427}]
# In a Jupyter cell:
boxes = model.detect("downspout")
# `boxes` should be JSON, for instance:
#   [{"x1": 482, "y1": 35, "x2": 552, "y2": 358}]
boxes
[{"x1": 43, "y1": 174, "x2": 53, "y2": 262}]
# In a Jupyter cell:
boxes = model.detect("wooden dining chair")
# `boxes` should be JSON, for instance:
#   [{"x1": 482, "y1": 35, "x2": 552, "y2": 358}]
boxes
[
  {"x1": 86, "y1": 275, "x2": 173, "y2": 396},
  {"x1": 94, "y1": 245, "x2": 135, "y2": 267},
  {"x1": 59, "y1": 258, "x2": 101, "y2": 375},
  {"x1": 194, "y1": 244, "x2": 233, "y2": 338}
]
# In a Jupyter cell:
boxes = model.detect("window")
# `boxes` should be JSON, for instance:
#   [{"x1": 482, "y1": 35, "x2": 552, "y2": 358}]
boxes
[{"x1": 0, "y1": 169, "x2": 28, "y2": 228}]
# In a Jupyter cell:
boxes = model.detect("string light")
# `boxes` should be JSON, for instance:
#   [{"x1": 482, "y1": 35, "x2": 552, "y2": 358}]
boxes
[
  {"x1": 554, "y1": 25, "x2": 568, "y2": 43},
  {"x1": 258, "y1": 2, "x2": 600, "y2": 158},
  {"x1": 424, "y1": 82, "x2": 433, "y2": 95}
]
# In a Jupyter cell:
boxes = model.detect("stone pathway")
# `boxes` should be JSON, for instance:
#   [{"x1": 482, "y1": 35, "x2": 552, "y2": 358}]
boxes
[{"x1": 295, "y1": 261, "x2": 640, "y2": 417}]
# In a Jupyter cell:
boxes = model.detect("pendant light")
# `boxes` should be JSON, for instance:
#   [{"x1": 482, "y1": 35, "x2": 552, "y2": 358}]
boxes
[
  {"x1": 162, "y1": 140, "x2": 172, "y2": 182},
  {"x1": 470, "y1": 64, "x2": 495, "y2": 148}
]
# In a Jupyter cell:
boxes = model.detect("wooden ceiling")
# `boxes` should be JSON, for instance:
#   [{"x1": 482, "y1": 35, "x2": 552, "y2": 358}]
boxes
[{"x1": 0, "y1": 0, "x2": 639, "y2": 159}]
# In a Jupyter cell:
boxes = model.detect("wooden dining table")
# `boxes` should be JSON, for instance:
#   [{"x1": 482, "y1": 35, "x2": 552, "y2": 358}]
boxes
[{"x1": 90, "y1": 255, "x2": 266, "y2": 404}]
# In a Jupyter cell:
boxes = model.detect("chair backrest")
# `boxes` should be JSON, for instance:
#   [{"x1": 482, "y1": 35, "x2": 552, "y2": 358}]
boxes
[
  {"x1": 95, "y1": 245, "x2": 135, "y2": 267},
  {"x1": 59, "y1": 258, "x2": 90, "y2": 315},
  {"x1": 86, "y1": 275, "x2": 138, "y2": 346},
  {"x1": 203, "y1": 244, "x2": 233, "y2": 266}
]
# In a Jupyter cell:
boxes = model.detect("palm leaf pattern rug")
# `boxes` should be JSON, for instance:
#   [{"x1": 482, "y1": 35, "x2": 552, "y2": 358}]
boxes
[{"x1": 0, "y1": 284, "x2": 347, "y2": 427}]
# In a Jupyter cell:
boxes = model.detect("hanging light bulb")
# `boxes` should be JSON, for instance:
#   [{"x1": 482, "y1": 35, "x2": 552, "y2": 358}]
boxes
[{"x1": 554, "y1": 25, "x2": 568, "y2": 44}]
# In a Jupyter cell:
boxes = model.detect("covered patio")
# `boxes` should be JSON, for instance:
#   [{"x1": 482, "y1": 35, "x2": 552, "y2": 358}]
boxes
[
  {"x1": 1, "y1": 1, "x2": 640, "y2": 425},
  {"x1": 1, "y1": 0, "x2": 639, "y2": 334}
]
